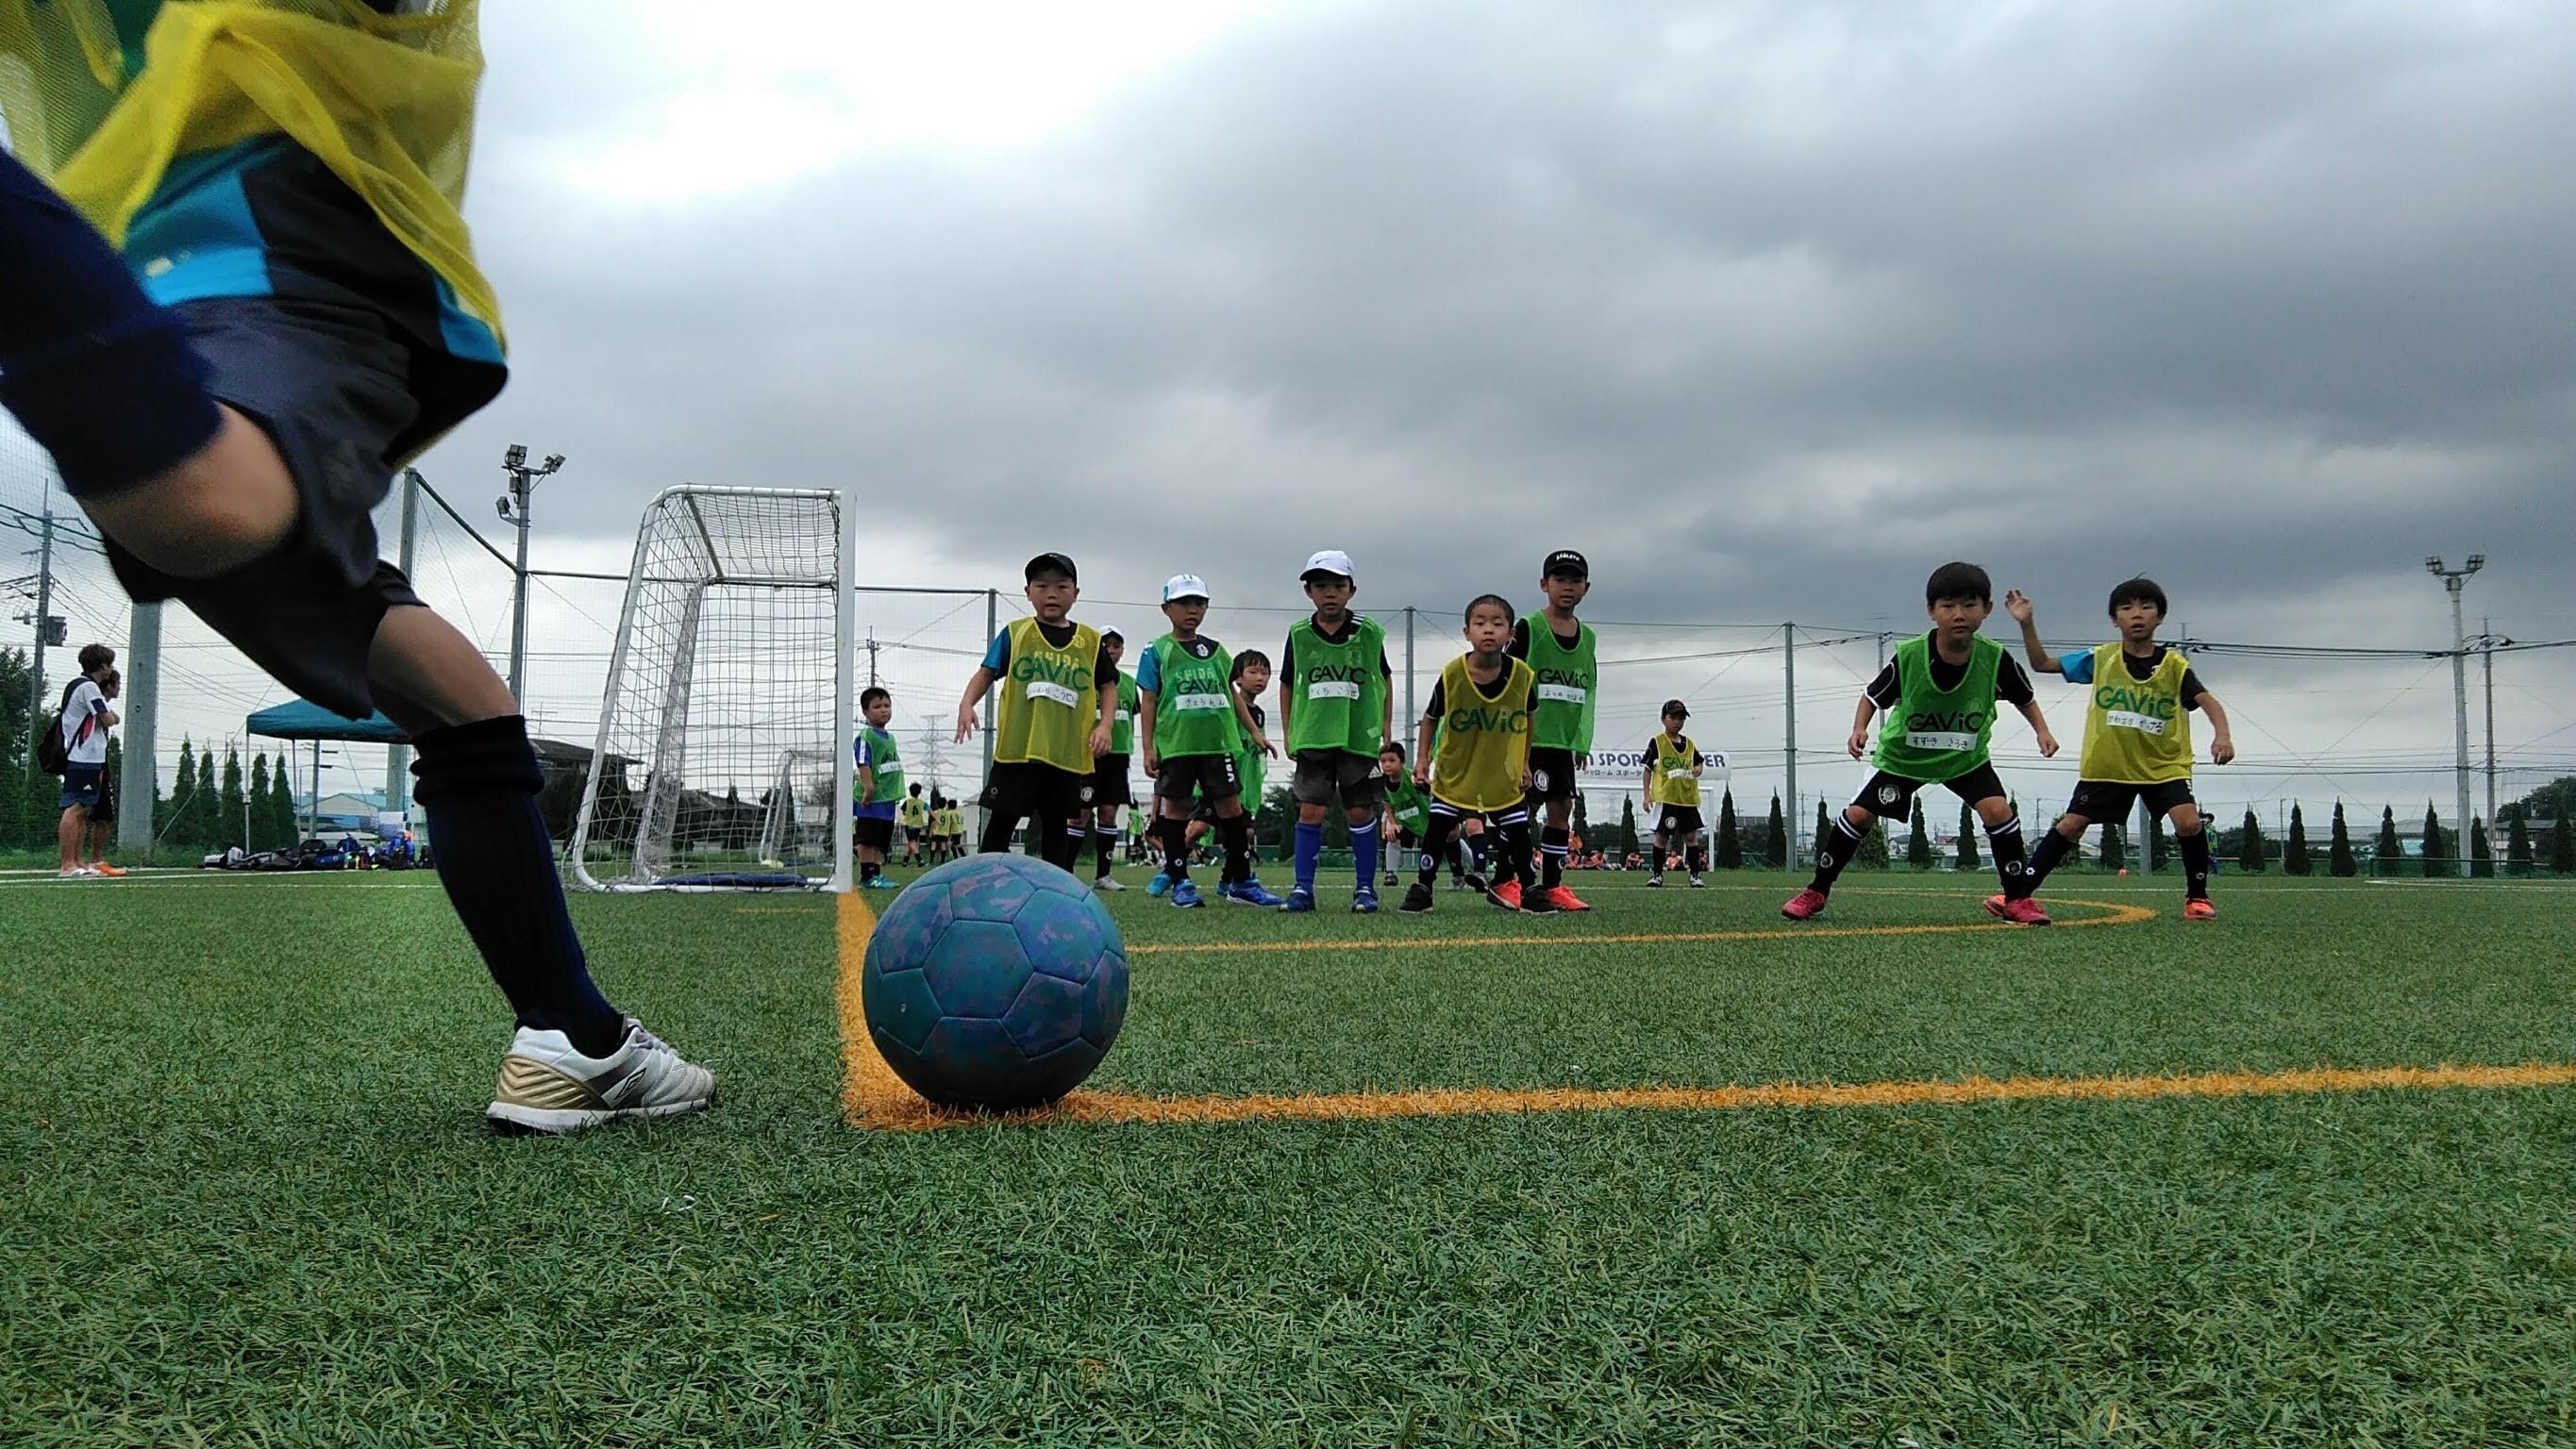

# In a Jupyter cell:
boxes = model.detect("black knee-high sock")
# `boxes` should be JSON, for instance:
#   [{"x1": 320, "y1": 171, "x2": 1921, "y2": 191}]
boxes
[
  {"x1": 1093, "y1": 824, "x2": 1117, "y2": 878},
  {"x1": 1541, "y1": 825, "x2": 1570, "y2": 889},
  {"x1": 1491, "y1": 812, "x2": 1536, "y2": 888},
  {"x1": 1038, "y1": 817, "x2": 1080, "y2": 871},
  {"x1": 1219, "y1": 813, "x2": 1253, "y2": 884},
  {"x1": 1159, "y1": 816, "x2": 1191, "y2": 879},
  {"x1": 2177, "y1": 828, "x2": 2213, "y2": 899},
  {"x1": 1649, "y1": 834, "x2": 1668, "y2": 874},
  {"x1": 1419, "y1": 813, "x2": 1462, "y2": 884},
  {"x1": 410, "y1": 715, "x2": 623, "y2": 1057},
  {"x1": 1684, "y1": 841, "x2": 1707, "y2": 875},
  {"x1": 1988, "y1": 815, "x2": 2031, "y2": 897},
  {"x1": 1807, "y1": 814, "x2": 1867, "y2": 892},
  {"x1": 2028, "y1": 826, "x2": 2076, "y2": 886}
]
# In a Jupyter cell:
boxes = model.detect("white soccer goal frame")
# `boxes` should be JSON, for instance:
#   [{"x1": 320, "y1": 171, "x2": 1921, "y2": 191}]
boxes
[{"x1": 568, "y1": 485, "x2": 855, "y2": 892}]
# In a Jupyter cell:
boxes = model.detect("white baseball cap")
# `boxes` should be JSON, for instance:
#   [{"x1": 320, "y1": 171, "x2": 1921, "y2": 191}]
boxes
[
  {"x1": 1162, "y1": 574, "x2": 1212, "y2": 603},
  {"x1": 1301, "y1": 549, "x2": 1355, "y2": 581}
]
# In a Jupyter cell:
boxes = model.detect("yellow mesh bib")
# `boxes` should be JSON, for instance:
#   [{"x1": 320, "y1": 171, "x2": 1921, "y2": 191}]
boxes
[
  {"x1": 1429, "y1": 655, "x2": 1534, "y2": 813},
  {"x1": 0, "y1": 0, "x2": 501, "y2": 348}
]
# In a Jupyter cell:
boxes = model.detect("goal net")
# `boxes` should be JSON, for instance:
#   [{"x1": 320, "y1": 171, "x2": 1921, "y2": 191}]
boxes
[{"x1": 570, "y1": 487, "x2": 853, "y2": 891}]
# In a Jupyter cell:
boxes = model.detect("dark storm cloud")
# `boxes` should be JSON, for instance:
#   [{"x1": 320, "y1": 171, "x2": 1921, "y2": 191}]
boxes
[{"x1": 425, "y1": 0, "x2": 2573, "y2": 651}]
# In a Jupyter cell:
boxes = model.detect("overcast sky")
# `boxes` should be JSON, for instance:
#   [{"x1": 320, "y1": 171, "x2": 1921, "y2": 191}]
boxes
[{"x1": 10, "y1": 0, "x2": 2574, "y2": 828}]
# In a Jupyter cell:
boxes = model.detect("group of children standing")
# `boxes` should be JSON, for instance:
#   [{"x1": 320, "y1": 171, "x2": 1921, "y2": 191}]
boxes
[{"x1": 933, "y1": 551, "x2": 2236, "y2": 923}]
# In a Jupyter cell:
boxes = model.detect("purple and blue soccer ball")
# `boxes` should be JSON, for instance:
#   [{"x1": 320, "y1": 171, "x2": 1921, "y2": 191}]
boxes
[{"x1": 861, "y1": 853, "x2": 1129, "y2": 1110}]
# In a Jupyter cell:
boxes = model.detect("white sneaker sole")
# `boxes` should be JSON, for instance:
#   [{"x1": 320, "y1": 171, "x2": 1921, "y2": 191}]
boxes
[{"x1": 487, "y1": 1097, "x2": 713, "y2": 1135}]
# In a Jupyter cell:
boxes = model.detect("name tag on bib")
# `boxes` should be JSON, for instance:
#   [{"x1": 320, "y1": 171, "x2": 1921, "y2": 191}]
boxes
[
  {"x1": 1026, "y1": 681, "x2": 1079, "y2": 708},
  {"x1": 1115, "y1": 708, "x2": 1133, "y2": 723},
  {"x1": 1175, "y1": 692, "x2": 1229, "y2": 712},
  {"x1": 1537, "y1": 683, "x2": 1587, "y2": 706},
  {"x1": 1306, "y1": 681, "x2": 1362, "y2": 702},
  {"x1": 1665, "y1": 766, "x2": 1692, "y2": 779},
  {"x1": 1904, "y1": 731, "x2": 1977, "y2": 753},
  {"x1": 2104, "y1": 709, "x2": 2166, "y2": 736}
]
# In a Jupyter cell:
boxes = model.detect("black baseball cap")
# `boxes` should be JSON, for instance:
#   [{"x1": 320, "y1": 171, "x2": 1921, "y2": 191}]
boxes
[
  {"x1": 1024, "y1": 552, "x2": 1078, "y2": 582},
  {"x1": 1661, "y1": 698, "x2": 1690, "y2": 718},
  {"x1": 1542, "y1": 549, "x2": 1589, "y2": 579}
]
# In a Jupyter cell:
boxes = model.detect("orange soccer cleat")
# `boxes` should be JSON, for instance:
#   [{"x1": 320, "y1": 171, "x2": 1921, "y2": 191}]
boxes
[
  {"x1": 2183, "y1": 897, "x2": 2217, "y2": 921},
  {"x1": 91, "y1": 862, "x2": 127, "y2": 877},
  {"x1": 1541, "y1": 885, "x2": 1591, "y2": 912}
]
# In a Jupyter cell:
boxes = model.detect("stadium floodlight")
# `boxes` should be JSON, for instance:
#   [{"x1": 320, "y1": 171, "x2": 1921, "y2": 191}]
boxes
[
  {"x1": 2426, "y1": 552, "x2": 2487, "y2": 879},
  {"x1": 569, "y1": 486, "x2": 855, "y2": 892}
]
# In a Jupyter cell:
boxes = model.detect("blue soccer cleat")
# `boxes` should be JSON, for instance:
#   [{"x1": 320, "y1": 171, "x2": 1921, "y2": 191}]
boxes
[
  {"x1": 1170, "y1": 878, "x2": 1206, "y2": 909},
  {"x1": 1146, "y1": 872, "x2": 1173, "y2": 898},
  {"x1": 1222, "y1": 878, "x2": 1286, "y2": 908},
  {"x1": 1351, "y1": 887, "x2": 1380, "y2": 915},
  {"x1": 1280, "y1": 888, "x2": 1317, "y2": 913}
]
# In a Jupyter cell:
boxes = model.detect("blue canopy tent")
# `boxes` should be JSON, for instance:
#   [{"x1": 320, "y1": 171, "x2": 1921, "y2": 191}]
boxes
[{"x1": 245, "y1": 700, "x2": 408, "y2": 841}]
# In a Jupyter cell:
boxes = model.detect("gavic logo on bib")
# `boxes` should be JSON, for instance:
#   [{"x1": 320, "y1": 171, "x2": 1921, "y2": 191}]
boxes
[
  {"x1": 1905, "y1": 708, "x2": 1987, "y2": 734},
  {"x1": 1446, "y1": 706, "x2": 1532, "y2": 736},
  {"x1": 1303, "y1": 665, "x2": 1367, "y2": 700},
  {"x1": 2093, "y1": 685, "x2": 2178, "y2": 721},
  {"x1": 1012, "y1": 653, "x2": 1092, "y2": 693},
  {"x1": 1534, "y1": 667, "x2": 1591, "y2": 691}
]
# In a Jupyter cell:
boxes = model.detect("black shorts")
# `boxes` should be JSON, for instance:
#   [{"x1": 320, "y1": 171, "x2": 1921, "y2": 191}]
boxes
[
  {"x1": 1653, "y1": 804, "x2": 1705, "y2": 836},
  {"x1": 2066, "y1": 778, "x2": 2196, "y2": 822},
  {"x1": 1155, "y1": 753, "x2": 1241, "y2": 805},
  {"x1": 1525, "y1": 747, "x2": 1580, "y2": 804},
  {"x1": 981, "y1": 761, "x2": 1093, "y2": 826},
  {"x1": 1396, "y1": 827, "x2": 1422, "y2": 850},
  {"x1": 855, "y1": 816, "x2": 895, "y2": 852},
  {"x1": 1091, "y1": 755, "x2": 1133, "y2": 809},
  {"x1": 1291, "y1": 750, "x2": 1385, "y2": 811},
  {"x1": 1850, "y1": 762, "x2": 2009, "y2": 819}
]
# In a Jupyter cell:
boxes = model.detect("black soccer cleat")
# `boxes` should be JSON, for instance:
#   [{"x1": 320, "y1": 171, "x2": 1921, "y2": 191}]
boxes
[{"x1": 1399, "y1": 881, "x2": 1436, "y2": 913}]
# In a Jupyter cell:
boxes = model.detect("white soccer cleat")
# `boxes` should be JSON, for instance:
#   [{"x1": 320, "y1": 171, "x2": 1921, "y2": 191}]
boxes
[{"x1": 487, "y1": 1018, "x2": 715, "y2": 1135}]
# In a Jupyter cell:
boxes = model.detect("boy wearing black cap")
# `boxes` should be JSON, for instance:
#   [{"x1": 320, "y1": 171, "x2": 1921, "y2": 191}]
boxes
[
  {"x1": 954, "y1": 553, "x2": 1119, "y2": 871},
  {"x1": 1641, "y1": 700, "x2": 1709, "y2": 888},
  {"x1": 1279, "y1": 549, "x2": 1396, "y2": 913},
  {"x1": 1512, "y1": 550, "x2": 1599, "y2": 911}
]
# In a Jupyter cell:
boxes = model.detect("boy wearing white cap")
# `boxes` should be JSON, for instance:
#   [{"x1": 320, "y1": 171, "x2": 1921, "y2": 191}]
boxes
[
  {"x1": 1278, "y1": 550, "x2": 1396, "y2": 913},
  {"x1": 1137, "y1": 575, "x2": 1280, "y2": 908}
]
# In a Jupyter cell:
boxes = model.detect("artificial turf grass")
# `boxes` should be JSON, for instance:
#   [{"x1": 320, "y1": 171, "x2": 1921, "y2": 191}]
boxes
[{"x1": 5, "y1": 874, "x2": 2573, "y2": 1445}]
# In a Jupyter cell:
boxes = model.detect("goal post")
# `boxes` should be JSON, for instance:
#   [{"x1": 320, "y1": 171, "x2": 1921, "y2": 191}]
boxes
[{"x1": 570, "y1": 486, "x2": 855, "y2": 891}]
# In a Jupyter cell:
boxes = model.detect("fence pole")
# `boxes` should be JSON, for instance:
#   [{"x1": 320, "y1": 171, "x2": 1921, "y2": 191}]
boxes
[
  {"x1": 386, "y1": 469, "x2": 420, "y2": 818},
  {"x1": 117, "y1": 603, "x2": 159, "y2": 855},
  {"x1": 1781, "y1": 622, "x2": 1798, "y2": 864}
]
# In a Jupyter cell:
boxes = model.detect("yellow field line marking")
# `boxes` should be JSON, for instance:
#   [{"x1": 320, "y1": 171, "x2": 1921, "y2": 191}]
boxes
[
  {"x1": 846, "y1": 1059, "x2": 2576, "y2": 1131},
  {"x1": 1128, "y1": 895, "x2": 2153, "y2": 955},
  {"x1": 835, "y1": 893, "x2": 2573, "y2": 1132}
]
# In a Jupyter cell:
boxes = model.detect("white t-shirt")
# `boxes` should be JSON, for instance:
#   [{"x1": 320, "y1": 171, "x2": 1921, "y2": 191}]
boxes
[{"x1": 59, "y1": 678, "x2": 109, "y2": 767}]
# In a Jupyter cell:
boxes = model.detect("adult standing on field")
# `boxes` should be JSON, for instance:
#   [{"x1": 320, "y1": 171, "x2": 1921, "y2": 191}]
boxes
[
  {"x1": 57, "y1": 643, "x2": 118, "y2": 878},
  {"x1": 83, "y1": 669, "x2": 131, "y2": 876}
]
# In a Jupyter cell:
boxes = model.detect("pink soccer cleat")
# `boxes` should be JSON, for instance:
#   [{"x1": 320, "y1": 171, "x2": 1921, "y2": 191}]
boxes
[
  {"x1": 1780, "y1": 888, "x2": 1828, "y2": 921},
  {"x1": 1983, "y1": 894, "x2": 2051, "y2": 926}
]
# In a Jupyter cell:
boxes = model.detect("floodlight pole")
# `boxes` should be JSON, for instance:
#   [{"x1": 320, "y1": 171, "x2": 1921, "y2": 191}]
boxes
[
  {"x1": 2427, "y1": 556, "x2": 2482, "y2": 877},
  {"x1": 498, "y1": 444, "x2": 565, "y2": 706},
  {"x1": 1402, "y1": 608, "x2": 1415, "y2": 741},
  {"x1": 2481, "y1": 616, "x2": 2497, "y2": 833}
]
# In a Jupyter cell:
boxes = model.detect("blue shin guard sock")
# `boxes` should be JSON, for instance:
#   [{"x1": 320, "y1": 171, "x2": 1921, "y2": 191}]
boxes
[
  {"x1": 1294, "y1": 820, "x2": 1325, "y2": 893},
  {"x1": 410, "y1": 714, "x2": 623, "y2": 1057},
  {"x1": 0, "y1": 152, "x2": 222, "y2": 495},
  {"x1": 1351, "y1": 824, "x2": 1380, "y2": 890}
]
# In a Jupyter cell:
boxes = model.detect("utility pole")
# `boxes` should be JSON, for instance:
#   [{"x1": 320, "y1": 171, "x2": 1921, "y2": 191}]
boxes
[
  {"x1": 496, "y1": 444, "x2": 565, "y2": 705},
  {"x1": 2481, "y1": 616, "x2": 2498, "y2": 834},
  {"x1": 865, "y1": 629, "x2": 879, "y2": 689},
  {"x1": 1781, "y1": 622, "x2": 1798, "y2": 864},
  {"x1": 23, "y1": 503, "x2": 59, "y2": 774},
  {"x1": 119, "y1": 603, "x2": 159, "y2": 855},
  {"x1": 2426, "y1": 555, "x2": 2482, "y2": 877},
  {"x1": 387, "y1": 470, "x2": 421, "y2": 817}
]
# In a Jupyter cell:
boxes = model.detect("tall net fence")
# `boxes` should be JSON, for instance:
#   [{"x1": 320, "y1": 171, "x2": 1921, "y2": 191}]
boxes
[{"x1": 0, "y1": 415, "x2": 2568, "y2": 874}]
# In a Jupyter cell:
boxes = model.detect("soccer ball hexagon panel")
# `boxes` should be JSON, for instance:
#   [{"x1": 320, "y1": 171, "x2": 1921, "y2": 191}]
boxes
[{"x1": 861, "y1": 853, "x2": 1129, "y2": 1109}]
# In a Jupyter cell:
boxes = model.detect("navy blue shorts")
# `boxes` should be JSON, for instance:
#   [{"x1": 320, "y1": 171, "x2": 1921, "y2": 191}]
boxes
[{"x1": 59, "y1": 762, "x2": 103, "y2": 810}]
